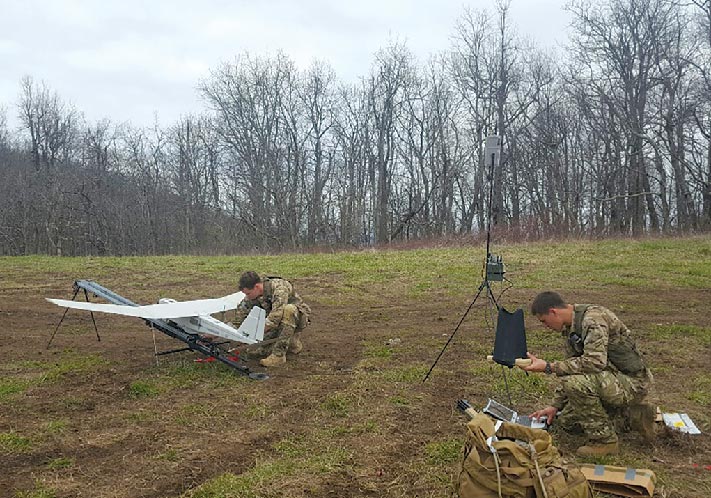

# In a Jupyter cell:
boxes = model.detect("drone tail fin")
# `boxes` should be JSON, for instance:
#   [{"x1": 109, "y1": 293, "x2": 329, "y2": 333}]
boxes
[
  {"x1": 233, "y1": 306, "x2": 266, "y2": 343},
  {"x1": 254, "y1": 307, "x2": 266, "y2": 342}
]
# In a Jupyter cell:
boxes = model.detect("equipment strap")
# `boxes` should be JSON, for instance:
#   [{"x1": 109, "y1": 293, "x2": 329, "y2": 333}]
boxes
[{"x1": 573, "y1": 304, "x2": 592, "y2": 338}]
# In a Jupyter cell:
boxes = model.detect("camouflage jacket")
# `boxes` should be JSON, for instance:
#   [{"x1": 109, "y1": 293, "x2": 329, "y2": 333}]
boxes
[
  {"x1": 552, "y1": 304, "x2": 650, "y2": 409},
  {"x1": 234, "y1": 276, "x2": 309, "y2": 331}
]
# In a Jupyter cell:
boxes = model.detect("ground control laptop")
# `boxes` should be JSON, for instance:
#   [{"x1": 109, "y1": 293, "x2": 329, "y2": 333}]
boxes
[{"x1": 483, "y1": 398, "x2": 548, "y2": 430}]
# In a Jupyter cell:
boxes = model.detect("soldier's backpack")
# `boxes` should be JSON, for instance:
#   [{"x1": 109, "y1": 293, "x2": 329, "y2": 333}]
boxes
[{"x1": 458, "y1": 412, "x2": 591, "y2": 498}]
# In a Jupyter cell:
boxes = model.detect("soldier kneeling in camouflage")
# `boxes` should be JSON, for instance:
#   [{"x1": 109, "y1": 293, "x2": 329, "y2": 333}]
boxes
[
  {"x1": 523, "y1": 291, "x2": 655, "y2": 457},
  {"x1": 234, "y1": 271, "x2": 311, "y2": 368}
]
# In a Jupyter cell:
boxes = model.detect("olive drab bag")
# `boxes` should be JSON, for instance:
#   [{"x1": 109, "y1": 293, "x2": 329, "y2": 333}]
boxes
[{"x1": 458, "y1": 413, "x2": 591, "y2": 498}]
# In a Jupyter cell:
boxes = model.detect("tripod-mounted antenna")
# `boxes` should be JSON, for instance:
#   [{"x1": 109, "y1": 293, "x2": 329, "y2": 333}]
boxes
[
  {"x1": 423, "y1": 135, "x2": 507, "y2": 382},
  {"x1": 484, "y1": 135, "x2": 505, "y2": 284}
]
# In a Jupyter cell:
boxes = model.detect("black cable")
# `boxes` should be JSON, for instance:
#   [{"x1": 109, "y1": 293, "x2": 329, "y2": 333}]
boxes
[{"x1": 497, "y1": 276, "x2": 515, "y2": 303}]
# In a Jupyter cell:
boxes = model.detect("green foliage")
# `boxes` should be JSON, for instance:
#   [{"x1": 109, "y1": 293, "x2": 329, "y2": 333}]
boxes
[
  {"x1": 411, "y1": 280, "x2": 434, "y2": 295},
  {"x1": 155, "y1": 448, "x2": 180, "y2": 462},
  {"x1": 0, "y1": 360, "x2": 45, "y2": 373},
  {"x1": 0, "y1": 379, "x2": 30, "y2": 401},
  {"x1": 467, "y1": 362, "x2": 500, "y2": 381},
  {"x1": 0, "y1": 353, "x2": 107, "y2": 402},
  {"x1": 424, "y1": 439, "x2": 462, "y2": 465},
  {"x1": 648, "y1": 324, "x2": 711, "y2": 346},
  {"x1": 688, "y1": 392, "x2": 711, "y2": 405},
  {"x1": 308, "y1": 447, "x2": 351, "y2": 473},
  {"x1": 493, "y1": 369, "x2": 549, "y2": 398},
  {"x1": 186, "y1": 463, "x2": 294, "y2": 498},
  {"x1": 43, "y1": 420, "x2": 67, "y2": 434},
  {"x1": 380, "y1": 365, "x2": 429, "y2": 383},
  {"x1": 185, "y1": 446, "x2": 350, "y2": 498},
  {"x1": 41, "y1": 353, "x2": 108, "y2": 382},
  {"x1": 525, "y1": 331, "x2": 564, "y2": 360},
  {"x1": 514, "y1": 238, "x2": 711, "y2": 289},
  {"x1": 688, "y1": 374, "x2": 711, "y2": 406},
  {"x1": 46, "y1": 457, "x2": 72, "y2": 470},
  {"x1": 389, "y1": 395, "x2": 411, "y2": 406},
  {"x1": 358, "y1": 419, "x2": 380, "y2": 433},
  {"x1": 3, "y1": 237, "x2": 709, "y2": 300},
  {"x1": 364, "y1": 344, "x2": 394, "y2": 359},
  {"x1": 157, "y1": 362, "x2": 249, "y2": 389},
  {"x1": 273, "y1": 436, "x2": 309, "y2": 458},
  {"x1": 0, "y1": 431, "x2": 31, "y2": 453},
  {"x1": 14, "y1": 482, "x2": 57, "y2": 498},
  {"x1": 127, "y1": 380, "x2": 160, "y2": 398},
  {"x1": 321, "y1": 393, "x2": 351, "y2": 417},
  {"x1": 242, "y1": 399, "x2": 271, "y2": 419}
]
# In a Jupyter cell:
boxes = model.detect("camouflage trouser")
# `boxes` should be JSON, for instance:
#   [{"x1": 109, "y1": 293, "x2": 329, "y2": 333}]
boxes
[
  {"x1": 558, "y1": 371, "x2": 647, "y2": 444},
  {"x1": 252, "y1": 304, "x2": 308, "y2": 358}
]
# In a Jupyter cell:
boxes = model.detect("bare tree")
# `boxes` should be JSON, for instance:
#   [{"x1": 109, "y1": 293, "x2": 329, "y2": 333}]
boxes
[
  {"x1": 0, "y1": 106, "x2": 8, "y2": 148},
  {"x1": 687, "y1": 0, "x2": 711, "y2": 226},
  {"x1": 16, "y1": 77, "x2": 82, "y2": 254},
  {"x1": 365, "y1": 42, "x2": 415, "y2": 244},
  {"x1": 1, "y1": 1, "x2": 710, "y2": 255},
  {"x1": 652, "y1": 8, "x2": 700, "y2": 230},
  {"x1": 201, "y1": 52, "x2": 298, "y2": 249},
  {"x1": 299, "y1": 61, "x2": 337, "y2": 244},
  {"x1": 567, "y1": 0, "x2": 684, "y2": 234},
  {"x1": 333, "y1": 84, "x2": 370, "y2": 245},
  {"x1": 18, "y1": 76, "x2": 79, "y2": 171}
]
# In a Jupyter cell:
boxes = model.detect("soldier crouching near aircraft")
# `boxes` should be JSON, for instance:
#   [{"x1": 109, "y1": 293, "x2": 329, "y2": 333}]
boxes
[
  {"x1": 522, "y1": 291, "x2": 656, "y2": 457},
  {"x1": 234, "y1": 271, "x2": 311, "y2": 367}
]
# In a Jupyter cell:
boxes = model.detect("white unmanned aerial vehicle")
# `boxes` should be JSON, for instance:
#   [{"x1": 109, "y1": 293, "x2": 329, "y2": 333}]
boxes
[
  {"x1": 47, "y1": 280, "x2": 268, "y2": 379},
  {"x1": 47, "y1": 285, "x2": 266, "y2": 344}
]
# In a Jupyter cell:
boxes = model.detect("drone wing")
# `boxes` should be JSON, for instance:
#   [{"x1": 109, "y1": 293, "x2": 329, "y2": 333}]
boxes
[{"x1": 46, "y1": 291, "x2": 245, "y2": 319}]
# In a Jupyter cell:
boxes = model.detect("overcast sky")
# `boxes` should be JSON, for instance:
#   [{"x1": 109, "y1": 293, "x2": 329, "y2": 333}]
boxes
[{"x1": 0, "y1": 0, "x2": 571, "y2": 129}]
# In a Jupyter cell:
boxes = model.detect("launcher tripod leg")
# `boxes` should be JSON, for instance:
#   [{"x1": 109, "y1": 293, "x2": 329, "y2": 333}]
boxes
[
  {"x1": 47, "y1": 286, "x2": 103, "y2": 348},
  {"x1": 83, "y1": 288, "x2": 102, "y2": 342},
  {"x1": 47, "y1": 286, "x2": 80, "y2": 348},
  {"x1": 423, "y1": 277, "x2": 499, "y2": 382}
]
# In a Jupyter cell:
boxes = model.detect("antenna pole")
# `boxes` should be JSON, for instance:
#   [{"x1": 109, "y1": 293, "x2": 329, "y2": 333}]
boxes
[
  {"x1": 423, "y1": 135, "x2": 504, "y2": 381},
  {"x1": 484, "y1": 135, "x2": 500, "y2": 261}
]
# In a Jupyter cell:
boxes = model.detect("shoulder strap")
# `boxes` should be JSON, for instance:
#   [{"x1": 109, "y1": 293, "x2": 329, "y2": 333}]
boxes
[
  {"x1": 573, "y1": 304, "x2": 591, "y2": 337},
  {"x1": 262, "y1": 278, "x2": 273, "y2": 297}
]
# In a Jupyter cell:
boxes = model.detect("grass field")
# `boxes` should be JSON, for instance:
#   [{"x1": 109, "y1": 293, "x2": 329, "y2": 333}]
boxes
[{"x1": 1, "y1": 236, "x2": 710, "y2": 497}]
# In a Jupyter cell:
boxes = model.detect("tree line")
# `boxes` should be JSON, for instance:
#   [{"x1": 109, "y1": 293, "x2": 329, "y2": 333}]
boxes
[{"x1": 1, "y1": 0, "x2": 709, "y2": 256}]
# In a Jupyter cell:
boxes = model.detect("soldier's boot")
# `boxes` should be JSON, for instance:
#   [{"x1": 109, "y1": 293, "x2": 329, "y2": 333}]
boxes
[
  {"x1": 629, "y1": 402, "x2": 656, "y2": 442},
  {"x1": 576, "y1": 441, "x2": 619, "y2": 457},
  {"x1": 260, "y1": 353, "x2": 286, "y2": 367},
  {"x1": 289, "y1": 337, "x2": 303, "y2": 354}
]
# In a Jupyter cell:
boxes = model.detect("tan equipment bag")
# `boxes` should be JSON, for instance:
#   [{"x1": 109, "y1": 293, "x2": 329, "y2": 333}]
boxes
[{"x1": 458, "y1": 413, "x2": 591, "y2": 498}]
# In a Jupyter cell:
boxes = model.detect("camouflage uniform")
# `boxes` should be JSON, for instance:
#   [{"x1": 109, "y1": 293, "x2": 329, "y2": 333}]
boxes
[
  {"x1": 550, "y1": 305, "x2": 652, "y2": 444},
  {"x1": 233, "y1": 276, "x2": 311, "y2": 358}
]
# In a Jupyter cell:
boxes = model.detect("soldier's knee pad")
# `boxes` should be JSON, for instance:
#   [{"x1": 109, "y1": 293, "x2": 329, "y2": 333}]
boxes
[
  {"x1": 560, "y1": 374, "x2": 597, "y2": 396},
  {"x1": 281, "y1": 304, "x2": 298, "y2": 328}
]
